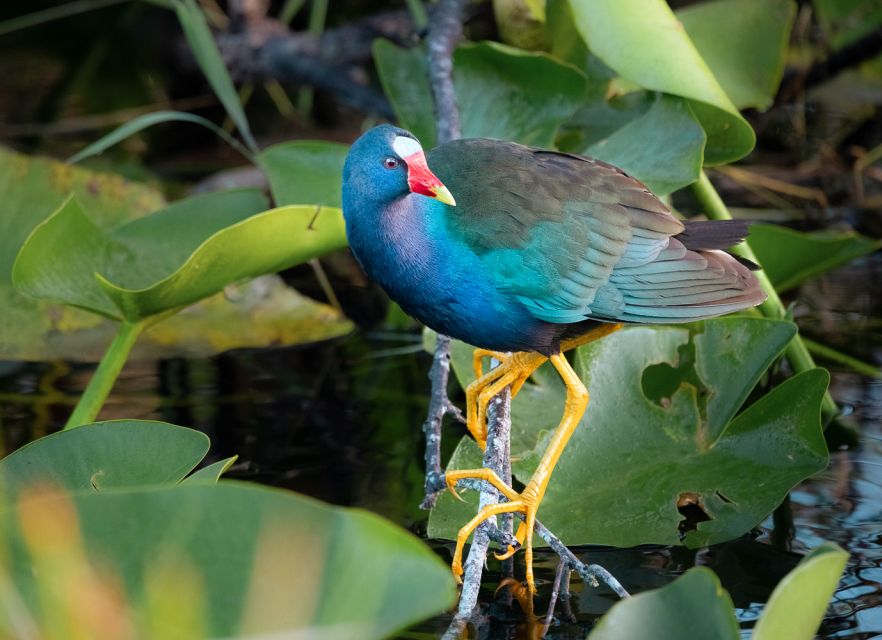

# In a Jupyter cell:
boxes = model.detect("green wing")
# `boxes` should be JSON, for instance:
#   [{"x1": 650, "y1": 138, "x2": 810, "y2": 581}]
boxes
[{"x1": 430, "y1": 139, "x2": 693, "y2": 323}]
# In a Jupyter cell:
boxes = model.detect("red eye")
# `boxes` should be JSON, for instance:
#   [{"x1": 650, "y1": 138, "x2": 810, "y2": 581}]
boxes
[{"x1": 383, "y1": 157, "x2": 399, "y2": 169}]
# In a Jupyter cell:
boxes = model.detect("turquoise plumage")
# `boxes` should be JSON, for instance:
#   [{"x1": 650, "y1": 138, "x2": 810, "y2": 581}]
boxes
[{"x1": 342, "y1": 125, "x2": 765, "y2": 354}]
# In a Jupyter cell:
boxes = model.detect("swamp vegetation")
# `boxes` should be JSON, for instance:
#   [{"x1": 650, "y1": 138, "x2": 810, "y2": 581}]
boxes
[{"x1": 0, "y1": 0, "x2": 881, "y2": 638}]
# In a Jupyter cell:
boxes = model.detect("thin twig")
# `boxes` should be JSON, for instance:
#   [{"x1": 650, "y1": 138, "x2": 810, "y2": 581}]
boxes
[
  {"x1": 420, "y1": 334, "x2": 453, "y2": 509},
  {"x1": 532, "y1": 518, "x2": 630, "y2": 599},
  {"x1": 447, "y1": 386, "x2": 512, "y2": 631},
  {"x1": 420, "y1": 0, "x2": 467, "y2": 511},
  {"x1": 543, "y1": 558, "x2": 570, "y2": 636},
  {"x1": 426, "y1": 0, "x2": 464, "y2": 145}
]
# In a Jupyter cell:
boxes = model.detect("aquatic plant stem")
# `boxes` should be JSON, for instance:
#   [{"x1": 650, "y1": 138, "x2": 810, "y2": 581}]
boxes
[
  {"x1": 693, "y1": 171, "x2": 839, "y2": 421},
  {"x1": 64, "y1": 320, "x2": 144, "y2": 430}
]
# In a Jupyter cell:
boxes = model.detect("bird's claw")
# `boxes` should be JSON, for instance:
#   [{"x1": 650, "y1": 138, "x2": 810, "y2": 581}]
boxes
[
  {"x1": 452, "y1": 559, "x2": 464, "y2": 584},
  {"x1": 445, "y1": 475, "x2": 466, "y2": 502}
]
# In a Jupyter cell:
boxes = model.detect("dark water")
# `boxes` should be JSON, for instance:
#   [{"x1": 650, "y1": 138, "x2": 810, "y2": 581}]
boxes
[{"x1": 1, "y1": 254, "x2": 881, "y2": 639}]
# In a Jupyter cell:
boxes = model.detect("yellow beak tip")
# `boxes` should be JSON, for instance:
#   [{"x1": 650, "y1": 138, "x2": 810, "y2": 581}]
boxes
[{"x1": 435, "y1": 185, "x2": 457, "y2": 207}]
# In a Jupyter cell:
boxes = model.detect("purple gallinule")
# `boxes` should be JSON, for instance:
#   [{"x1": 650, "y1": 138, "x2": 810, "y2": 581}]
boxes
[{"x1": 342, "y1": 125, "x2": 765, "y2": 591}]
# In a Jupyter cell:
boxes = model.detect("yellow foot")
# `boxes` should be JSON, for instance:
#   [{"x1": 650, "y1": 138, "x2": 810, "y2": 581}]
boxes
[
  {"x1": 448, "y1": 472, "x2": 542, "y2": 593},
  {"x1": 464, "y1": 351, "x2": 546, "y2": 449}
]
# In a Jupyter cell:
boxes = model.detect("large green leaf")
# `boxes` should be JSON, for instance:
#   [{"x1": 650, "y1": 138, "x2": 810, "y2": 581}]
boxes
[
  {"x1": 453, "y1": 41, "x2": 586, "y2": 146},
  {"x1": 139, "y1": 275, "x2": 352, "y2": 359},
  {"x1": 1, "y1": 275, "x2": 352, "y2": 362},
  {"x1": 13, "y1": 192, "x2": 348, "y2": 321},
  {"x1": 430, "y1": 319, "x2": 829, "y2": 547},
  {"x1": 0, "y1": 147, "x2": 350, "y2": 359},
  {"x1": 588, "y1": 568, "x2": 740, "y2": 640},
  {"x1": 260, "y1": 140, "x2": 349, "y2": 207},
  {"x1": 0, "y1": 420, "x2": 209, "y2": 498},
  {"x1": 585, "y1": 94, "x2": 706, "y2": 195},
  {"x1": 568, "y1": 0, "x2": 755, "y2": 164},
  {"x1": 677, "y1": 0, "x2": 796, "y2": 111},
  {"x1": 374, "y1": 40, "x2": 586, "y2": 147},
  {"x1": 748, "y1": 224, "x2": 882, "y2": 293},
  {"x1": 1, "y1": 483, "x2": 455, "y2": 638},
  {"x1": 0, "y1": 146, "x2": 165, "y2": 280},
  {"x1": 0, "y1": 146, "x2": 160, "y2": 359}
]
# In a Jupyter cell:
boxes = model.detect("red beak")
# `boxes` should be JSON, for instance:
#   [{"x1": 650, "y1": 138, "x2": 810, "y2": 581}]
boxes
[{"x1": 403, "y1": 152, "x2": 457, "y2": 206}]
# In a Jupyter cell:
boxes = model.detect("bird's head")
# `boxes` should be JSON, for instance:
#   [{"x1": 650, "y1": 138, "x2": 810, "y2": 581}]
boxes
[{"x1": 342, "y1": 125, "x2": 456, "y2": 211}]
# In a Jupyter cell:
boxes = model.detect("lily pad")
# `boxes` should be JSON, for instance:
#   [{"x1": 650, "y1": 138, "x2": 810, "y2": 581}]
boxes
[
  {"x1": 748, "y1": 224, "x2": 882, "y2": 293},
  {"x1": 13, "y1": 193, "x2": 347, "y2": 322},
  {"x1": 430, "y1": 319, "x2": 829, "y2": 547},
  {"x1": 568, "y1": 0, "x2": 755, "y2": 164},
  {"x1": 0, "y1": 145, "x2": 165, "y2": 280},
  {"x1": 677, "y1": 0, "x2": 796, "y2": 111},
  {"x1": 0, "y1": 482, "x2": 456, "y2": 639},
  {"x1": 1, "y1": 275, "x2": 351, "y2": 362},
  {"x1": 0, "y1": 420, "x2": 209, "y2": 499},
  {"x1": 585, "y1": 94, "x2": 707, "y2": 195},
  {"x1": 140, "y1": 275, "x2": 352, "y2": 359},
  {"x1": 752, "y1": 542, "x2": 849, "y2": 640},
  {"x1": 453, "y1": 41, "x2": 586, "y2": 147},
  {"x1": 588, "y1": 568, "x2": 740, "y2": 640},
  {"x1": 0, "y1": 147, "x2": 348, "y2": 360},
  {"x1": 374, "y1": 40, "x2": 586, "y2": 148},
  {"x1": 260, "y1": 140, "x2": 349, "y2": 207}
]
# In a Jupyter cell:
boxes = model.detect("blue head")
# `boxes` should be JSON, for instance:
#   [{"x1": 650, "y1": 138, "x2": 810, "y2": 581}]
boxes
[{"x1": 342, "y1": 125, "x2": 455, "y2": 226}]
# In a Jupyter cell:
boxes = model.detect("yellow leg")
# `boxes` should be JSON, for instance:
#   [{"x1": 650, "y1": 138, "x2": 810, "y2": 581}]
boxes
[
  {"x1": 473, "y1": 348, "x2": 508, "y2": 380},
  {"x1": 465, "y1": 351, "x2": 545, "y2": 448},
  {"x1": 449, "y1": 324, "x2": 623, "y2": 591}
]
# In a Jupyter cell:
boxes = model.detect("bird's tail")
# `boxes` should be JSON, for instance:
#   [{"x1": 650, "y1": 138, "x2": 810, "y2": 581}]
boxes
[{"x1": 603, "y1": 226, "x2": 767, "y2": 323}]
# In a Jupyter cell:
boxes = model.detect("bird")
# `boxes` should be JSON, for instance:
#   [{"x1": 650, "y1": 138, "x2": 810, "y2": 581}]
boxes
[{"x1": 341, "y1": 124, "x2": 766, "y2": 592}]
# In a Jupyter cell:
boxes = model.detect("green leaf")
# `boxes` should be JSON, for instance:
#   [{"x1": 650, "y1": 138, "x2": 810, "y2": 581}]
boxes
[
  {"x1": 138, "y1": 275, "x2": 352, "y2": 359},
  {"x1": 748, "y1": 224, "x2": 882, "y2": 292},
  {"x1": 2, "y1": 274, "x2": 351, "y2": 362},
  {"x1": 0, "y1": 146, "x2": 165, "y2": 281},
  {"x1": 68, "y1": 110, "x2": 255, "y2": 164},
  {"x1": 0, "y1": 420, "x2": 209, "y2": 498},
  {"x1": 0, "y1": 148, "x2": 348, "y2": 360},
  {"x1": 373, "y1": 40, "x2": 438, "y2": 148},
  {"x1": 568, "y1": 0, "x2": 755, "y2": 164},
  {"x1": 13, "y1": 192, "x2": 348, "y2": 322},
  {"x1": 182, "y1": 457, "x2": 238, "y2": 485},
  {"x1": 374, "y1": 40, "x2": 586, "y2": 147},
  {"x1": 260, "y1": 140, "x2": 349, "y2": 207},
  {"x1": 588, "y1": 568, "x2": 740, "y2": 640},
  {"x1": 677, "y1": 0, "x2": 796, "y2": 111},
  {"x1": 752, "y1": 542, "x2": 849, "y2": 640},
  {"x1": 813, "y1": 0, "x2": 882, "y2": 49},
  {"x1": 172, "y1": 0, "x2": 258, "y2": 153},
  {"x1": 431, "y1": 319, "x2": 829, "y2": 547},
  {"x1": 453, "y1": 41, "x2": 586, "y2": 146},
  {"x1": 2, "y1": 483, "x2": 456, "y2": 638},
  {"x1": 585, "y1": 94, "x2": 706, "y2": 195}
]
